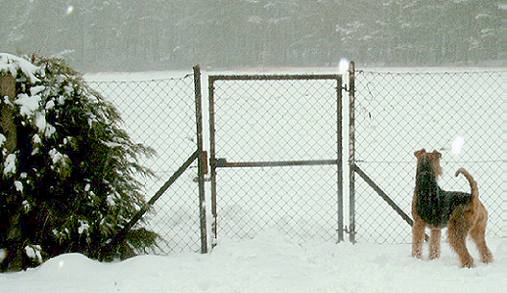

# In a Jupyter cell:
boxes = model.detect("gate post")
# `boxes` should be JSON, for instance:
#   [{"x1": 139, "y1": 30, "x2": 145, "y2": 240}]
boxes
[
  {"x1": 348, "y1": 61, "x2": 357, "y2": 243},
  {"x1": 208, "y1": 76, "x2": 218, "y2": 245},
  {"x1": 193, "y1": 65, "x2": 208, "y2": 253}
]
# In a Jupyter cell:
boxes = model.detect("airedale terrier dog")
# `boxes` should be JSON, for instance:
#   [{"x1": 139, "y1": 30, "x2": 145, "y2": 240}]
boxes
[{"x1": 411, "y1": 149, "x2": 493, "y2": 268}]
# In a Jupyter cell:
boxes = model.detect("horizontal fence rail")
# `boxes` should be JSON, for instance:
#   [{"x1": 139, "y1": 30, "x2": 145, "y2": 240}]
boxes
[{"x1": 214, "y1": 159, "x2": 340, "y2": 168}]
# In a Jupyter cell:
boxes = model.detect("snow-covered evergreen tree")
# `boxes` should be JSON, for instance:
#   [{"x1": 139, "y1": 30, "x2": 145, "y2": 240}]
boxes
[{"x1": 0, "y1": 53, "x2": 157, "y2": 271}]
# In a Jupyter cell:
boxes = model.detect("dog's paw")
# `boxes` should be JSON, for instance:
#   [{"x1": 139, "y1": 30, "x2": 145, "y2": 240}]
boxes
[
  {"x1": 461, "y1": 257, "x2": 474, "y2": 268},
  {"x1": 481, "y1": 251, "x2": 493, "y2": 264}
]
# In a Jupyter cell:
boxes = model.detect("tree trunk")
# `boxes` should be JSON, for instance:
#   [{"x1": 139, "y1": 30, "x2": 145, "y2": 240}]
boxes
[{"x1": 0, "y1": 74, "x2": 17, "y2": 153}]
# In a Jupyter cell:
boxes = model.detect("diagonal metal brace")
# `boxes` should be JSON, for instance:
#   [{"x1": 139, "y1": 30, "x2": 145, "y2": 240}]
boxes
[
  {"x1": 352, "y1": 164, "x2": 429, "y2": 241},
  {"x1": 103, "y1": 150, "x2": 199, "y2": 253}
]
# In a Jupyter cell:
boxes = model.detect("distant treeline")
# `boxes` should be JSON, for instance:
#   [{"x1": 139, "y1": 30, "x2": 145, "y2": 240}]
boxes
[{"x1": 1, "y1": 0, "x2": 504, "y2": 71}]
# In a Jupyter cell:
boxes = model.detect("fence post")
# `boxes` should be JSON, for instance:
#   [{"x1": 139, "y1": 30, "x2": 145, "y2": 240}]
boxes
[
  {"x1": 336, "y1": 75, "x2": 344, "y2": 242},
  {"x1": 0, "y1": 74, "x2": 17, "y2": 154},
  {"x1": 193, "y1": 65, "x2": 208, "y2": 253},
  {"x1": 348, "y1": 61, "x2": 357, "y2": 243}
]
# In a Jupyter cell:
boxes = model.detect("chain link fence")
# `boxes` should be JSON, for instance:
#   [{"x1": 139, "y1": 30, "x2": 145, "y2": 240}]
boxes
[
  {"x1": 84, "y1": 67, "x2": 504, "y2": 252},
  {"x1": 352, "y1": 69, "x2": 505, "y2": 243},
  {"x1": 87, "y1": 74, "x2": 203, "y2": 253},
  {"x1": 208, "y1": 75, "x2": 344, "y2": 243}
]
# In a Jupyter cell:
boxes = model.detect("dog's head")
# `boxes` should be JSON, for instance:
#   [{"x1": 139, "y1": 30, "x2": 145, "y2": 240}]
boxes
[{"x1": 414, "y1": 148, "x2": 442, "y2": 178}]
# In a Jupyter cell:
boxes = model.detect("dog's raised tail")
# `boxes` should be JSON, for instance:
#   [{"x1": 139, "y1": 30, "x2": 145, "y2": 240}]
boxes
[{"x1": 455, "y1": 167, "x2": 479, "y2": 202}]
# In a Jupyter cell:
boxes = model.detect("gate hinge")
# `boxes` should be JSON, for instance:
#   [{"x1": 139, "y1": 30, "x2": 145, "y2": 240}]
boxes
[
  {"x1": 344, "y1": 225, "x2": 356, "y2": 236},
  {"x1": 192, "y1": 175, "x2": 211, "y2": 183},
  {"x1": 214, "y1": 158, "x2": 227, "y2": 168}
]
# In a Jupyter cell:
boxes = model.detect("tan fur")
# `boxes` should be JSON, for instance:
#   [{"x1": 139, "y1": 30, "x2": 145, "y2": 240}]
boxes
[
  {"x1": 455, "y1": 167, "x2": 479, "y2": 209},
  {"x1": 411, "y1": 149, "x2": 493, "y2": 268}
]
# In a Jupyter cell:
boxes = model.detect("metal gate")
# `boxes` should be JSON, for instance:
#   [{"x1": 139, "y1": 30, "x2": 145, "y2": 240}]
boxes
[{"x1": 207, "y1": 74, "x2": 344, "y2": 244}]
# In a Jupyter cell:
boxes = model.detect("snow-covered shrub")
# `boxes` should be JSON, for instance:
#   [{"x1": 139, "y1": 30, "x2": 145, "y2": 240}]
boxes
[{"x1": 0, "y1": 53, "x2": 157, "y2": 271}]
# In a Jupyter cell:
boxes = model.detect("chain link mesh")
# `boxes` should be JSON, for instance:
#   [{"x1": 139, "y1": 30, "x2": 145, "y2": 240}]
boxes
[
  {"x1": 211, "y1": 77, "x2": 342, "y2": 242},
  {"x1": 84, "y1": 68, "x2": 504, "y2": 251},
  {"x1": 87, "y1": 75, "x2": 202, "y2": 253},
  {"x1": 353, "y1": 70, "x2": 505, "y2": 243}
]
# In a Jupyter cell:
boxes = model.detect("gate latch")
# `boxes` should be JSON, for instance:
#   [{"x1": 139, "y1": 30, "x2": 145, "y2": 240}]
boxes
[
  {"x1": 201, "y1": 151, "x2": 208, "y2": 175},
  {"x1": 193, "y1": 151, "x2": 211, "y2": 182}
]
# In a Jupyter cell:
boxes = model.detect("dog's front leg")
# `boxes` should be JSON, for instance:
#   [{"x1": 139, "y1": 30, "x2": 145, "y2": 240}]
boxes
[
  {"x1": 429, "y1": 228, "x2": 441, "y2": 259},
  {"x1": 412, "y1": 219, "x2": 425, "y2": 259}
]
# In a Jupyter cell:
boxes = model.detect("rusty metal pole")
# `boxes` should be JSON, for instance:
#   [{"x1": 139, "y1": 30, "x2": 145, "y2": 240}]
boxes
[
  {"x1": 208, "y1": 76, "x2": 218, "y2": 245},
  {"x1": 0, "y1": 74, "x2": 17, "y2": 154},
  {"x1": 348, "y1": 61, "x2": 357, "y2": 243},
  {"x1": 193, "y1": 65, "x2": 208, "y2": 253},
  {"x1": 336, "y1": 75, "x2": 344, "y2": 243}
]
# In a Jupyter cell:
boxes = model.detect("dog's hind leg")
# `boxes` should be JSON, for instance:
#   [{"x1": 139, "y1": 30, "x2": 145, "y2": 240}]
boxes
[
  {"x1": 470, "y1": 206, "x2": 493, "y2": 263},
  {"x1": 448, "y1": 209, "x2": 474, "y2": 268}
]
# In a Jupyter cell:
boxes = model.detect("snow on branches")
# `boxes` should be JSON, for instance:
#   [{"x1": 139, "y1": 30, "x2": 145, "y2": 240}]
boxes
[{"x1": 0, "y1": 54, "x2": 156, "y2": 271}]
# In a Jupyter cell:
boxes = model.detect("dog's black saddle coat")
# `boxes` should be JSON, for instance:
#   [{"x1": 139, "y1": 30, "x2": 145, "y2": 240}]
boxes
[{"x1": 414, "y1": 157, "x2": 472, "y2": 228}]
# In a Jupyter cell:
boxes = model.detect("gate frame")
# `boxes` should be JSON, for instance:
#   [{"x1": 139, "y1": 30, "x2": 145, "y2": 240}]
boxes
[{"x1": 207, "y1": 73, "x2": 345, "y2": 245}]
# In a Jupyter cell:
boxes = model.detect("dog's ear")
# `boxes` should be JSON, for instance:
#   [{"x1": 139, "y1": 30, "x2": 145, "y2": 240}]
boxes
[
  {"x1": 432, "y1": 149, "x2": 442, "y2": 159},
  {"x1": 414, "y1": 148, "x2": 426, "y2": 158}
]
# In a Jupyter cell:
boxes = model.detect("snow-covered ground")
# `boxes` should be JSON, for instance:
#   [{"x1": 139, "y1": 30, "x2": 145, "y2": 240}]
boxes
[{"x1": 1, "y1": 229, "x2": 506, "y2": 293}]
